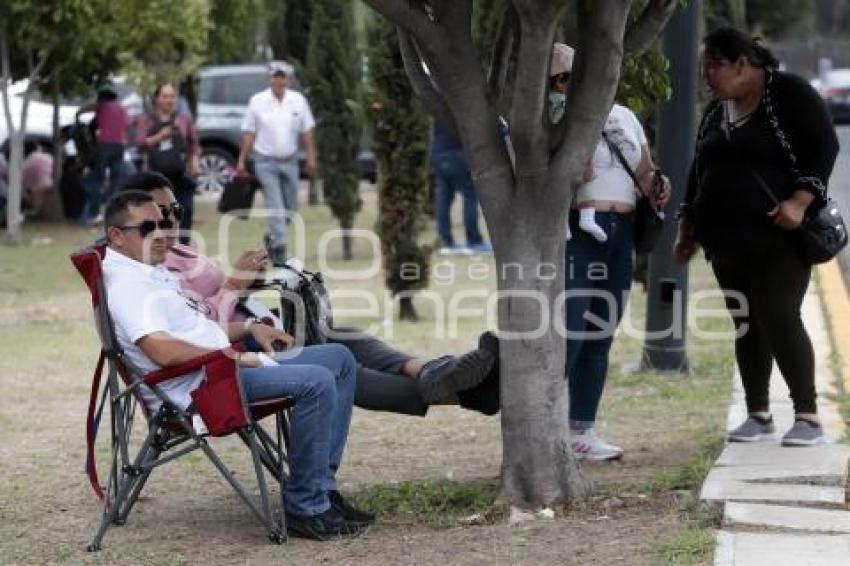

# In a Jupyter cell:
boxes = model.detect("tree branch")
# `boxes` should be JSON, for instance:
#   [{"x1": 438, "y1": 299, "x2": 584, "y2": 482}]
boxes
[
  {"x1": 397, "y1": 30, "x2": 455, "y2": 129},
  {"x1": 624, "y1": 0, "x2": 678, "y2": 55},
  {"x1": 550, "y1": 0, "x2": 631, "y2": 200},
  {"x1": 362, "y1": 0, "x2": 438, "y2": 46},
  {"x1": 487, "y1": 3, "x2": 520, "y2": 115},
  {"x1": 508, "y1": 0, "x2": 563, "y2": 173},
  {"x1": 0, "y1": 28, "x2": 15, "y2": 135}
]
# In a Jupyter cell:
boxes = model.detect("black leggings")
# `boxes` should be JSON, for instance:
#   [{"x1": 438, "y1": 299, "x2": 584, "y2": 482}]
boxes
[
  {"x1": 328, "y1": 328, "x2": 428, "y2": 416},
  {"x1": 710, "y1": 241, "x2": 816, "y2": 414}
]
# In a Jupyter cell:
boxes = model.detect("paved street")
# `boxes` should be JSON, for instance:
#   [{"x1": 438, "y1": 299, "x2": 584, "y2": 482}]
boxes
[{"x1": 832, "y1": 126, "x2": 850, "y2": 279}]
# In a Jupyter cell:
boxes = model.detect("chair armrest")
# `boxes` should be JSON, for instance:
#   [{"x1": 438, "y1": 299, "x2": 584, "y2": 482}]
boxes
[{"x1": 143, "y1": 344, "x2": 243, "y2": 387}]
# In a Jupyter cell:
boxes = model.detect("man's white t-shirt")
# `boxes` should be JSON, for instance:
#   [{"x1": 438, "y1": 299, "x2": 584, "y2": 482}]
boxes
[
  {"x1": 103, "y1": 248, "x2": 231, "y2": 412},
  {"x1": 575, "y1": 103, "x2": 647, "y2": 206},
  {"x1": 241, "y1": 88, "x2": 315, "y2": 159}
]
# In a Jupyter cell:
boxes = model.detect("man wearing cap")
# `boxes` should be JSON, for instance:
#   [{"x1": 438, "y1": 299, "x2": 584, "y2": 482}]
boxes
[{"x1": 237, "y1": 62, "x2": 317, "y2": 266}]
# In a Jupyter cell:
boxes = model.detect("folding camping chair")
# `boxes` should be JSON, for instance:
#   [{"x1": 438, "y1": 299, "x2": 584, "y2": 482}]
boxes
[{"x1": 72, "y1": 244, "x2": 294, "y2": 551}]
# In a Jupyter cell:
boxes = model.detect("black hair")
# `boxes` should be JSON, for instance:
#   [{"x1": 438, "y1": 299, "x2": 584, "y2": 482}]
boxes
[
  {"x1": 119, "y1": 172, "x2": 174, "y2": 194},
  {"x1": 703, "y1": 26, "x2": 779, "y2": 70},
  {"x1": 104, "y1": 190, "x2": 154, "y2": 233},
  {"x1": 97, "y1": 88, "x2": 118, "y2": 103}
]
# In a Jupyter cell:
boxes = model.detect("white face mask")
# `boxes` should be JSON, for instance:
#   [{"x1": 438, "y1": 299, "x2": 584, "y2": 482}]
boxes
[{"x1": 549, "y1": 91, "x2": 567, "y2": 123}]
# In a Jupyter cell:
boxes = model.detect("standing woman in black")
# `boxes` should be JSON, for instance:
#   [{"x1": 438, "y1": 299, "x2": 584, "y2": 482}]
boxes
[{"x1": 675, "y1": 27, "x2": 839, "y2": 446}]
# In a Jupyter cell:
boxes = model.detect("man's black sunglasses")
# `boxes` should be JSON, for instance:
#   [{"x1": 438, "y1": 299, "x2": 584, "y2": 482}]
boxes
[
  {"x1": 159, "y1": 203, "x2": 184, "y2": 222},
  {"x1": 115, "y1": 219, "x2": 174, "y2": 238}
]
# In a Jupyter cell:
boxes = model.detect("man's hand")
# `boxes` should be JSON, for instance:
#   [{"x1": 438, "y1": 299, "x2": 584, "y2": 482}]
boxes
[
  {"x1": 249, "y1": 323, "x2": 295, "y2": 355},
  {"x1": 304, "y1": 156, "x2": 317, "y2": 177}
]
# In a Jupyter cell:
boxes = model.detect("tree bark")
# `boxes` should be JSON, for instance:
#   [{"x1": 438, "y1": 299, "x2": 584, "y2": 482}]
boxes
[
  {"x1": 366, "y1": 0, "x2": 634, "y2": 509},
  {"x1": 495, "y1": 192, "x2": 590, "y2": 507},
  {"x1": 623, "y1": 0, "x2": 679, "y2": 56}
]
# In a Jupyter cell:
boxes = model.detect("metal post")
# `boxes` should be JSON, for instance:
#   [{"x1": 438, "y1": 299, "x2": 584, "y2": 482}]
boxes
[{"x1": 641, "y1": 0, "x2": 700, "y2": 371}]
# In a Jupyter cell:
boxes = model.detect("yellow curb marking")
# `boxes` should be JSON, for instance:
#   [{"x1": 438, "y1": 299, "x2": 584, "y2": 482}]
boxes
[
  {"x1": 816, "y1": 260, "x2": 850, "y2": 396},
  {"x1": 815, "y1": 260, "x2": 850, "y2": 440}
]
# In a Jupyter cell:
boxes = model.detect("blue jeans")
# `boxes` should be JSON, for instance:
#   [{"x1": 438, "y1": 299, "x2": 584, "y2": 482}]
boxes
[
  {"x1": 253, "y1": 154, "x2": 300, "y2": 249},
  {"x1": 432, "y1": 150, "x2": 483, "y2": 247},
  {"x1": 565, "y1": 210, "x2": 634, "y2": 430},
  {"x1": 84, "y1": 142, "x2": 125, "y2": 221},
  {"x1": 240, "y1": 343, "x2": 356, "y2": 517}
]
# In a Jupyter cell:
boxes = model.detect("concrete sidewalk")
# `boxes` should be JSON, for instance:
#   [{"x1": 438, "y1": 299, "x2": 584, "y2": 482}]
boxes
[{"x1": 700, "y1": 262, "x2": 850, "y2": 566}]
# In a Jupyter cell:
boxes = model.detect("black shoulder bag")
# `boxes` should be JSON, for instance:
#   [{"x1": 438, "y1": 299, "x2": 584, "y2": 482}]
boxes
[
  {"x1": 721, "y1": 106, "x2": 847, "y2": 264},
  {"x1": 740, "y1": 167, "x2": 846, "y2": 264},
  {"x1": 601, "y1": 132, "x2": 666, "y2": 254}
]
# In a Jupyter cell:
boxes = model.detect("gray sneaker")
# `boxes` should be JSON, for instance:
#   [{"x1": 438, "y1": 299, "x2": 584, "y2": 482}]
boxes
[
  {"x1": 416, "y1": 349, "x2": 494, "y2": 404},
  {"x1": 781, "y1": 419, "x2": 825, "y2": 446},
  {"x1": 728, "y1": 416, "x2": 775, "y2": 442}
]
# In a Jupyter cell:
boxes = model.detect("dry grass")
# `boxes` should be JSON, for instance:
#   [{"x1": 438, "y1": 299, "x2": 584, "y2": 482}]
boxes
[{"x1": 0, "y1": 185, "x2": 730, "y2": 564}]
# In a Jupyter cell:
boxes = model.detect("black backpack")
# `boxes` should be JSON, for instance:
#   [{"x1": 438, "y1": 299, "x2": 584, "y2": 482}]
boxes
[{"x1": 146, "y1": 113, "x2": 187, "y2": 178}]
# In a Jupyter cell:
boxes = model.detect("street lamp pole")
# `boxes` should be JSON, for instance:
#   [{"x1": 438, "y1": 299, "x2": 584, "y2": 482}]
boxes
[{"x1": 641, "y1": 0, "x2": 701, "y2": 371}]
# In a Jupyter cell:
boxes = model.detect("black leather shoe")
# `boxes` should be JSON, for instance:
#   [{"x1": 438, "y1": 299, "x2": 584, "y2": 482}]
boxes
[
  {"x1": 329, "y1": 490, "x2": 375, "y2": 525},
  {"x1": 285, "y1": 507, "x2": 364, "y2": 540},
  {"x1": 458, "y1": 331, "x2": 501, "y2": 415},
  {"x1": 416, "y1": 349, "x2": 494, "y2": 404}
]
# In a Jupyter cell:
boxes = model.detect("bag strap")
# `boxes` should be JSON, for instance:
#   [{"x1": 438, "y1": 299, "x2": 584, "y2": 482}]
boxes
[
  {"x1": 85, "y1": 350, "x2": 107, "y2": 502},
  {"x1": 602, "y1": 131, "x2": 642, "y2": 189},
  {"x1": 720, "y1": 103, "x2": 781, "y2": 206}
]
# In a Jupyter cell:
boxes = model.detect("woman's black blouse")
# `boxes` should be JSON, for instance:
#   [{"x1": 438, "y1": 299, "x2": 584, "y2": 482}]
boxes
[{"x1": 684, "y1": 71, "x2": 839, "y2": 253}]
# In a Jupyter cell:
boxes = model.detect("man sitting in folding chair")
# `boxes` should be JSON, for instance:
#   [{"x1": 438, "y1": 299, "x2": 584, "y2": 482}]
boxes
[{"x1": 102, "y1": 190, "x2": 371, "y2": 540}]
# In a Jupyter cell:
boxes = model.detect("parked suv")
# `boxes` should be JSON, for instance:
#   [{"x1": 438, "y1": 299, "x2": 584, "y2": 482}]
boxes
[{"x1": 196, "y1": 62, "x2": 376, "y2": 194}]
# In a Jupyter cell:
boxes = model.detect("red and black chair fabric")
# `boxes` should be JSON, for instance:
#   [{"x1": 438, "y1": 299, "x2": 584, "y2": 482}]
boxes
[{"x1": 71, "y1": 244, "x2": 294, "y2": 551}]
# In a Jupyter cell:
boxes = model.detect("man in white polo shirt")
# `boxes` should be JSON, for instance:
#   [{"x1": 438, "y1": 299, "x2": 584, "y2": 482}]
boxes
[
  {"x1": 237, "y1": 62, "x2": 316, "y2": 266},
  {"x1": 101, "y1": 190, "x2": 371, "y2": 540}
]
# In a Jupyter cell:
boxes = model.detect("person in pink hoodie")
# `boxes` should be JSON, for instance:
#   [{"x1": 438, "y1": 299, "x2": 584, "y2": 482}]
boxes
[{"x1": 118, "y1": 172, "x2": 501, "y2": 417}]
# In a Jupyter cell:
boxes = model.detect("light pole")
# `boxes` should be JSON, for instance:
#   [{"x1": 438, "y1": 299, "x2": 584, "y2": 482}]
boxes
[{"x1": 641, "y1": 0, "x2": 701, "y2": 371}]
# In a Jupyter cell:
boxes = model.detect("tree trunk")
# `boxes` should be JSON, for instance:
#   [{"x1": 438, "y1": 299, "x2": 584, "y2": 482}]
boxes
[
  {"x1": 44, "y1": 77, "x2": 64, "y2": 222},
  {"x1": 494, "y1": 195, "x2": 590, "y2": 508},
  {"x1": 398, "y1": 295, "x2": 418, "y2": 321},
  {"x1": 5, "y1": 132, "x2": 25, "y2": 243}
]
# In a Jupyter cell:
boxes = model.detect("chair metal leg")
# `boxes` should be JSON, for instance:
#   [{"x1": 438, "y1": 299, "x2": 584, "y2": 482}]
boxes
[
  {"x1": 243, "y1": 425, "x2": 285, "y2": 481},
  {"x1": 115, "y1": 446, "x2": 161, "y2": 524},
  {"x1": 276, "y1": 411, "x2": 288, "y2": 542},
  {"x1": 245, "y1": 425, "x2": 283, "y2": 542},
  {"x1": 195, "y1": 436, "x2": 280, "y2": 537},
  {"x1": 87, "y1": 429, "x2": 158, "y2": 551}
]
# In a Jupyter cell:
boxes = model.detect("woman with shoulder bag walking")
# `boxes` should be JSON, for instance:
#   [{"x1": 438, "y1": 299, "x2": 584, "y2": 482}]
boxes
[
  {"x1": 551, "y1": 43, "x2": 671, "y2": 461},
  {"x1": 675, "y1": 27, "x2": 839, "y2": 446},
  {"x1": 136, "y1": 83, "x2": 200, "y2": 245}
]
